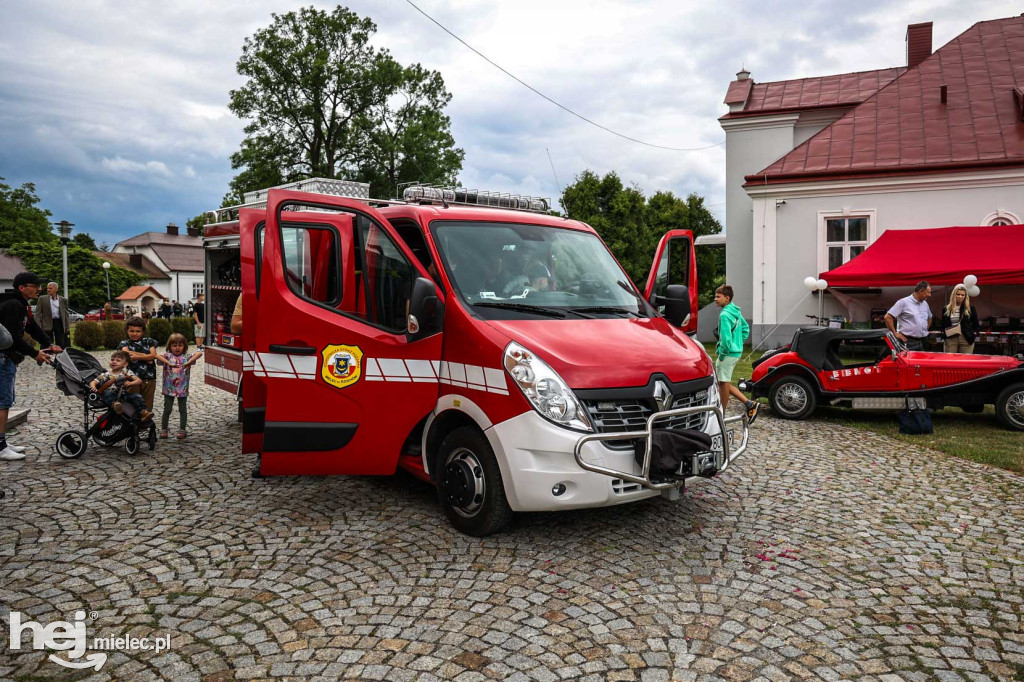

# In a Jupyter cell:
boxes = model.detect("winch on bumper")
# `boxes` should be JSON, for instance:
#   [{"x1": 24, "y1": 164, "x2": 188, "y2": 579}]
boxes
[{"x1": 573, "y1": 403, "x2": 750, "y2": 490}]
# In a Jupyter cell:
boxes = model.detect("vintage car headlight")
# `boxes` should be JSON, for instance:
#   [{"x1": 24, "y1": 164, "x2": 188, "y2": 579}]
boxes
[{"x1": 504, "y1": 342, "x2": 592, "y2": 432}]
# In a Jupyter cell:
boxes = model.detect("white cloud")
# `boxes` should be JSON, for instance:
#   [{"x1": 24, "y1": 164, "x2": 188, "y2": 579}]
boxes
[{"x1": 100, "y1": 156, "x2": 172, "y2": 177}]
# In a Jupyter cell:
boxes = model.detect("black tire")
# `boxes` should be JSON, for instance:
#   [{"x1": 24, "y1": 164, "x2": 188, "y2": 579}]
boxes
[
  {"x1": 960, "y1": 404, "x2": 984, "y2": 414},
  {"x1": 995, "y1": 383, "x2": 1024, "y2": 431},
  {"x1": 124, "y1": 435, "x2": 140, "y2": 456},
  {"x1": 768, "y1": 375, "x2": 817, "y2": 420},
  {"x1": 436, "y1": 427, "x2": 513, "y2": 537},
  {"x1": 55, "y1": 430, "x2": 87, "y2": 459}
]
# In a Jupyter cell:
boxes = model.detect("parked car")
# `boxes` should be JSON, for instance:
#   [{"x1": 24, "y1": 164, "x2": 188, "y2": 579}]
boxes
[
  {"x1": 740, "y1": 327, "x2": 1024, "y2": 430},
  {"x1": 68, "y1": 309, "x2": 84, "y2": 323},
  {"x1": 84, "y1": 308, "x2": 125, "y2": 322}
]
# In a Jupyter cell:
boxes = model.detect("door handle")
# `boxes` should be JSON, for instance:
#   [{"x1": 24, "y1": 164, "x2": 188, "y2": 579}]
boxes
[{"x1": 269, "y1": 344, "x2": 317, "y2": 355}]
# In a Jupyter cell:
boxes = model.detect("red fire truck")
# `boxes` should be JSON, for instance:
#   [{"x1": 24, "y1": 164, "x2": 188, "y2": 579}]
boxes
[{"x1": 203, "y1": 179, "x2": 748, "y2": 535}]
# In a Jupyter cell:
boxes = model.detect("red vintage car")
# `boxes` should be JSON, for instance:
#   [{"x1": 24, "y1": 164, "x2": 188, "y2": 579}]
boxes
[
  {"x1": 739, "y1": 328, "x2": 1024, "y2": 431},
  {"x1": 84, "y1": 308, "x2": 125, "y2": 322}
]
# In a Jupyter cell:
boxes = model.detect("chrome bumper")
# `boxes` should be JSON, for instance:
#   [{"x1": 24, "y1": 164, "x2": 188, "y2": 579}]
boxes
[{"x1": 573, "y1": 404, "x2": 750, "y2": 490}]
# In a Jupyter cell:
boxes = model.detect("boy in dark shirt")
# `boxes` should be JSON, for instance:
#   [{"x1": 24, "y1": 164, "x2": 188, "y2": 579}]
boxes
[{"x1": 117, "y1": 317, "x2": 158, "y2": 411}]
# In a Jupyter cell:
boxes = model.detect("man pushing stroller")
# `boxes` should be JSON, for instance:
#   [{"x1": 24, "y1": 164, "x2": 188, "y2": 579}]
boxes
[{"x1": 89, "y1": 350, "x2": 153, "y2": 422}]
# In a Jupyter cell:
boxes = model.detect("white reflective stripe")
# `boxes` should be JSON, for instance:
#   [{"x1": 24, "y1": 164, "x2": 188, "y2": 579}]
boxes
[
  {"x1": 290, "y1": 355, "x2": 317, "y2": 378},
  {"x1": 447, "y1": 362, "x2": 467, "y2": 387},
  {"x1": 242, "y1": 351, "x2": 254, "y2": 371},
  {"x1": 465, "y1": 364, "x2": 486, "y2": 391},
  {"x1": 378, "y1": 358, "x2": 410, "y2": 382},
  {"x1": 258, "y1": 353, "x2": 294, "y2": 376},
  {"x1": 484, "y1": 367, "x2": 508, "y2": 395},
  {"x1": 438, "y1": 361, "x2": 451, "y2": 382},
  {"x1": 365, "y1": 358, "x2": 384, "y2": 381},
  {"x1": 405, "y1": 359, "x2": 436, "y2": 383}
]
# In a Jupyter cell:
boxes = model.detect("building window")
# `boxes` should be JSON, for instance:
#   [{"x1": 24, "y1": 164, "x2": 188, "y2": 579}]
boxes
[
  {"x1": 825, "y1": 217, "x2": 868, "y2": 270},
  {"x1": 981, "y1": 210, "x2": 1019, "y2": 226},
  {"x1": 192, "y1": 282, "x2": 204, "y2": 298}
]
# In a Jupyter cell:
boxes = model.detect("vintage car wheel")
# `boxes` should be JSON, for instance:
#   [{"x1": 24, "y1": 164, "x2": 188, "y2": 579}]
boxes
[
  {"x1": 769, "y1": 376, "x2": 817, "y2": 419},
  {"x1": 436, "y1": 427, "x2": 513, "y2": 537},
  {"x1": 995, "y1": 383, "x2": 1024, "y2": 431}
]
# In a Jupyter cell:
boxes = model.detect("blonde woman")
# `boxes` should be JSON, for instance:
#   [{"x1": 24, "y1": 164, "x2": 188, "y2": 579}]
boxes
[{"x1": 940, "y1": 284, "x2": 979, "y2": 354}]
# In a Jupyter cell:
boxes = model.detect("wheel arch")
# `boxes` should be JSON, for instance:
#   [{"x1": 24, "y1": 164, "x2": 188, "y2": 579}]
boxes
[
  {"x1": 423, "y1": 395, "x2": 493, "y2": 482},
  {"x1": 757, "y1": 364, "x2": 823, "y2": 395}
]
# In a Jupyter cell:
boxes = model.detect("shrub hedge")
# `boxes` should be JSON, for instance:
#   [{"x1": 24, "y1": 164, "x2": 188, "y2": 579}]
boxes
[
  {"x1": 72, "y1": 321, "x2": 102, "y2": 350},
  {"x1": 147, "y1": 318, "x2": 172, "y2": 346},
  {"x1": 170, "y1": 316, "x2": 194, "y2": 343},
  {"x1": 101, "y1": 321, "x2": 126, "y2": 350}
]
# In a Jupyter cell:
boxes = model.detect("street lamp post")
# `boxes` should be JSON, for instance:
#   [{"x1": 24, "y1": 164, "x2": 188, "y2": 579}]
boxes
[
  {"x1": 54, "y1": 220, "x2": 74, "y2": 300},
  {"x1": 102, "y1": 261, "x2": 111, "y2": 306}
]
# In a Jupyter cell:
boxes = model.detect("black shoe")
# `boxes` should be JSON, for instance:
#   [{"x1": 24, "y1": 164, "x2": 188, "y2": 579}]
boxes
[{"x1": 745, "y1": 401, "x2": 760, "y2": 426}]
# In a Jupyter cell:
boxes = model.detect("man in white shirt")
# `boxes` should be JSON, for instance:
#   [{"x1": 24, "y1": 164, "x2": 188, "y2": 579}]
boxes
[
  {"x1": 885, "y1": 281, "x2": 933, "y2": 350},
  {"x1": 35, "y1": 282, "x2": 70, "y2": 349}
]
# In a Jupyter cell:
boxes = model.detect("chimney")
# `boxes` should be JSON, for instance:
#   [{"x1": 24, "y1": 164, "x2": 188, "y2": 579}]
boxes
[
  {"x1": 129, "y1": 253, "x2": 142, "y2": 269},
  {"x1": 736, "y1": 68, "x2": 750, "y2": 81},
  {"x1": 166, "y1": 222, "x2": 179, "y2": 236},
  {"x1": 906, "y1": 22, "x2": 932, "y2": 69},
  {"x1": 186, "y1": 226, "x2": 202, "y2": 237}
]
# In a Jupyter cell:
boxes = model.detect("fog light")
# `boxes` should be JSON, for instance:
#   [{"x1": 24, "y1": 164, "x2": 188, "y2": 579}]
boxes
[{"x1": 551, "y1": 483, "x2": 566, "y2": 497}]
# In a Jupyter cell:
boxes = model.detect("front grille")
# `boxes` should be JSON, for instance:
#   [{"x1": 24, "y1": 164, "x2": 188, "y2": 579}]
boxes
[{"x1": 581, "y1": 388, "x2": 710, "y2": 445}]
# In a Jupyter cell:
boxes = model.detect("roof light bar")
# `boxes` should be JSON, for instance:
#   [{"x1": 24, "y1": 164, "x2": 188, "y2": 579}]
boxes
[{"x1": 402, "y1": 184, "x2": 550, "y2": 213}]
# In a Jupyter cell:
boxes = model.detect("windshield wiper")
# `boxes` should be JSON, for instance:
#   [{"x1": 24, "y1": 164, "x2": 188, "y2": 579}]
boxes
[
  {"x1": 471, "y1": 301, "x2": 567, "y2": 318},
  {"x1": 617, "y1": 280, "x2": 645, "y2": 304},
  {"x1": 567, "y1": 306, "x2": 641, "y2": 318}
]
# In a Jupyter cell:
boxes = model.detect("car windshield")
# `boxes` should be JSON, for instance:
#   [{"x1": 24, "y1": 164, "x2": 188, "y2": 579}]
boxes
[{"x1": 431, "y1": 221, "x2": 647, "y2": 319}]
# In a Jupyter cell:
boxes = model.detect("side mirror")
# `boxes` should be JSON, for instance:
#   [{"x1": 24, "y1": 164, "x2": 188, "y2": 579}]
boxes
[
  {"x1": 407, "y1": 277, "x2": 444, "y2": 340},
  {"x1": 660, "y1": 284, "x2": 692, "y2": 328}
]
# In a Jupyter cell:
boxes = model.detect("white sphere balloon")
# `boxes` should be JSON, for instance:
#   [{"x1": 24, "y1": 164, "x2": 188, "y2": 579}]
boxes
[
  {"x1": 963, "y1": 274, "x2": 977, "y2": 287},
  {"x1": 816, "y1": 279, "x2": 828, "y2": 290},
  {"x1": 804, "y1": 276, "x2": 818, "y2": 291},
  {"x1": 967, "y1": 285, "x2": 980, "y2": 297}
]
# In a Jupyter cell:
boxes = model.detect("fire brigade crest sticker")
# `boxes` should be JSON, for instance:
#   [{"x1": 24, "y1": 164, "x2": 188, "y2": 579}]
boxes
[{"x1": 321, "y1": 345, "x2": 362, "y2": 389}]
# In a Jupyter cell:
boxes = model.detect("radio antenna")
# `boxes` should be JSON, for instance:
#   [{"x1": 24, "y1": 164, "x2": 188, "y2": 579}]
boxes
[{"x1": 546, "y1": 148, "x2": 567, "y2": 218}]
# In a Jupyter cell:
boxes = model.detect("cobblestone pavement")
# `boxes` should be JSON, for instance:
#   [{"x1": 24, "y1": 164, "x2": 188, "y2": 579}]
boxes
[{"x1": 2, "y1": 352, "x2": 1023, "y2": 682}]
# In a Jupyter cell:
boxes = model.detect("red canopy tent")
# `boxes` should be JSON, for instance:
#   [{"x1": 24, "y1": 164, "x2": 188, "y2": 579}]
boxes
[{"x1": 820, "y1": 224, "x2": 1024, "y2": 286}]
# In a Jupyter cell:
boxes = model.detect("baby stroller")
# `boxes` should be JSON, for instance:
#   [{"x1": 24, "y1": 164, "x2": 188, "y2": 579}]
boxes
[{"x1": 51, "y1": 348, "x2": 157, "y2": 458}]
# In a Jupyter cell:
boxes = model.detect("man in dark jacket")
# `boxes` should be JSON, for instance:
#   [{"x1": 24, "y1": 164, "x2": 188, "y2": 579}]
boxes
[
  {"x1": 159, "y1": 299, "x2": 172, "y2": 319},
  {"x1": 0, "y1": 272, "x2": 61, "y2": 461}
]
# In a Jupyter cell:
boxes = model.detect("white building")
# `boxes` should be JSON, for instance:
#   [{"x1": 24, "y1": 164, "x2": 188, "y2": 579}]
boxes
[
  {"x1": 721, "y1": 17, "x2": 1024, "y2": 347},
  {"x1": 111, "y1": 223, "x2": 204, "y2": 306}
]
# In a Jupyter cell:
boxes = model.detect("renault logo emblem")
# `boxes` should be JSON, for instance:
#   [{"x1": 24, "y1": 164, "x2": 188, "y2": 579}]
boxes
[{"x1": 653, "y1": 380, "x2": 673, "y2": 412}]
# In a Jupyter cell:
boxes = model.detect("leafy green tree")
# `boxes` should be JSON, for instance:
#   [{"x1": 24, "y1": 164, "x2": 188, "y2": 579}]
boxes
[
  {"x1": 72, "y1": 232, "x2": 98, "y2": 251},
  {"x1": 7, "y1": 242, "x2": 141, "y2": 311},
  {"x1": 224, "y1": 6, "x2": 463, "y2": 204},
  {"x1": 560, "y1": 171, "x2": 724, "y2": 304},
  {"x1": 0, "y1": 178, "x2": 56, "y2": 249}
]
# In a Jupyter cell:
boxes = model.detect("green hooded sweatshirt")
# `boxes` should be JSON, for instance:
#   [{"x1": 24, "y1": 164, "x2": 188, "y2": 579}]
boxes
[{"x1": 716, "y1": 302, "x2": 749, "y2": 357}]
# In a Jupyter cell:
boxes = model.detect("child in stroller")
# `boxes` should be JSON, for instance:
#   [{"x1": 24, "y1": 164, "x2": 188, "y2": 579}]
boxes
[
  {"x1": 52, "y1": 348, "x2": 157, "y2": 458},
  {"x1": 90, "y1": 350, "x2": 152, "y2": 421}
]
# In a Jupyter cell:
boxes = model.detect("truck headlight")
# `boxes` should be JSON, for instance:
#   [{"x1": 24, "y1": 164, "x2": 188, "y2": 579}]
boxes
[{"x1": 504, "y1": 342, "x2": 592, "y2": 432}]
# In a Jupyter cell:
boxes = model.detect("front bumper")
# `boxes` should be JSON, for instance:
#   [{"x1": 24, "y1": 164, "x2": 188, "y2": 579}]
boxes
[{"x1": 573, "y1": 403, "x2": 750, "y2": 491}]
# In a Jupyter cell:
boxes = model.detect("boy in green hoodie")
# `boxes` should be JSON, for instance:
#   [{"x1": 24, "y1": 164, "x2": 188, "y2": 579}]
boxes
[{"x1": 714, "y1": 285, "x2": 759, "y2": 424}]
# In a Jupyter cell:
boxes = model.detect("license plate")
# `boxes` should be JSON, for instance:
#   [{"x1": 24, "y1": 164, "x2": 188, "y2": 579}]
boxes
[{"x1": 711, "y1": 430, "x2": 735, "y2": 453}]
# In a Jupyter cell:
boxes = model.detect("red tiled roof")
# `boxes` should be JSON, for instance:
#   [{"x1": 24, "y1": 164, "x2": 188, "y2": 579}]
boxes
[
  {"x1": 117, "y1": 285, "x2": 163, "y2": 301},
  {"x1": 747, "y1": 16, "x2": 1024, "y2": 184},
  {"x1": 0, "y1": 249, "x2": 27, "y2": 281},
  {"x1": 721, "y1": 67, "x2": 906, "y2": 118}
]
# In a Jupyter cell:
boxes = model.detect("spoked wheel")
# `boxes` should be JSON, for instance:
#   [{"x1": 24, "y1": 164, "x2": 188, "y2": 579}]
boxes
[
  {"x1": 437, "y1": 427, "x2": 513, "y2": 537},
  {"x1": 124, "y1": 434, "x2": 140, "y2": 456},
  {"x1": 996, "y1": 383, "x2": 1024, "y2": 431},
  {"x1": 55, "y1": 430, "x2": 88, "y2": 459},
  {"x1": 768, "y1": 376, "x2": 817, "y2": 420},
  {"x1": 147, "y1": 422, "x2": 158, "y2": 450}
]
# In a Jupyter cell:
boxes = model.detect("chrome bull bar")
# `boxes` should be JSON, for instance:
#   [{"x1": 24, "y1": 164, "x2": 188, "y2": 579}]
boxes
[{"x1": 573, "y1": 404, "x2": 750, "y2": 490}]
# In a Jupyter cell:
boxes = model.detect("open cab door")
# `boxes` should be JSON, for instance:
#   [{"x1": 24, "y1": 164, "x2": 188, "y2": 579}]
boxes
[
  {"x1": 643, "y1": 229, "x2": 698, "y2": 334},
  {"x1": 253, "y1": 189, "x2": 444, "y2": 476}
]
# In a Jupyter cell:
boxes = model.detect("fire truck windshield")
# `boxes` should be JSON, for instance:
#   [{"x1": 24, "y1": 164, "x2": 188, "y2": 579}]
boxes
[{"x1": 431, "y1": 221, "x2": 649, "y2": 319}]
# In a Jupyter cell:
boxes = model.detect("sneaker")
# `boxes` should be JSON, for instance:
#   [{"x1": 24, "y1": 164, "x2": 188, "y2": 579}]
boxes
[
  {"x1": 0, "y1": 446, "x2": 26, "y2": 461},
  {"x1": 160, "y1": 429, "x2": 169, "y2": 439},
  {"x1": 140, "y1": 410, "x2": 153, "y2": 422},
  {"x1": 6, "y1": 444, "x2": 26, "y2": 453},
  {"x1": 745, "y1": 400, "x2": 761, "y2": 426},
  {"x1": 112, "y1": 401, "x2": 124, "y2": 415}
]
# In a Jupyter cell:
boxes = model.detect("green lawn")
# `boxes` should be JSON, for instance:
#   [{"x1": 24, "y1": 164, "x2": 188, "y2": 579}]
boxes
[{"x1": 705, "y1": 343, "x2": 1024, "y2": 474}]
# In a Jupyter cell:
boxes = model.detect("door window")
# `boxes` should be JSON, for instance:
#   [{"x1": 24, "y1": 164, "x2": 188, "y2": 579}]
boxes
[
  {"x1": 280, "y1": 224, "x2": 341, "y2": 305},
  {"x1": 651, "y1": 237, "x2": 691, "y2": 303},
  {"x1": 358, "y1": 218, "x2": 418, "y2": 333}
]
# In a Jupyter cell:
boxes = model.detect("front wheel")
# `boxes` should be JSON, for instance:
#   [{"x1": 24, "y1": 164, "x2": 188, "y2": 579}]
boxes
[
  {"x1": 56, "y1": 430, "x2": 87, "y2": 459},
  {"x1": 436, "y1": 427, "x2": 513, "y2": 537},
  {"x1": 125, "y1": 435, "x2": 140, "y2": 456},
  {"x1": 995, "y1": 383, "x2": 1024, "y2": 431},
  {"x1": 769, "y1": 376, "x2": 817, "y2": 420}
]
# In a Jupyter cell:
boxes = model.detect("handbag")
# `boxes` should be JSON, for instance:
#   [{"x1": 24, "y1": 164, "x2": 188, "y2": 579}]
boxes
[
  {"x1": 944, "y1": 323, "x2": 961, "y2": 337},
  {"x1": 898, "y1": 398, "x2": 932, "y2": 435}
]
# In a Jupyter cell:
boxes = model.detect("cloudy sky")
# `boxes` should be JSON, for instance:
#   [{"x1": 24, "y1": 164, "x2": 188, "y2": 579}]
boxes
[{"x1": 1, "y1": 0, "x2": 1019, "y2": 245}]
